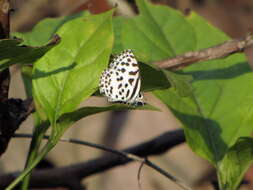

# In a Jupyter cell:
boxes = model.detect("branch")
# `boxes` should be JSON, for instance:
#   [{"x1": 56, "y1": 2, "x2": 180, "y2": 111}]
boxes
[
  {"x1": 0, "y1": 98, "x2": 34, "y2": 156},
  {"x1": 0, "y1": 0, "x2": 10, "y2": 102},
  {"x1": 0, "y1": 129, "x2": 185, "y2": 189},
  {"x1": 14, "y1": 130, "x2": 190, "y2": 190},
  {"x1": 154, "y1": 32, "x2": 253, "y2": 70},
  {"x1": 0, "y1": 34, "x2": 58, "y2": 157},
  {"x1": 0, "y1": 0, "x2": 10, "y2": 38}
]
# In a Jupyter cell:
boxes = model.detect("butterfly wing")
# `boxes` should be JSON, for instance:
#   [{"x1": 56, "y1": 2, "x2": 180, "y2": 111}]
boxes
[
  {"x1": 99, "y1": 49, "x2": 143, "y2": 104},
  {"x1": 99, "y1": 68, "x2": 109, "y2": 95},
  {"x1": 112, "y1": 50, "x2": 142, "y2": 104}
]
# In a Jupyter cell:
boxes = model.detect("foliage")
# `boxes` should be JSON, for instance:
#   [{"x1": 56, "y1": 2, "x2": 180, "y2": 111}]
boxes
[
  {"x1": 0, "y1": 38, "x2": 56, "y2": 72},
  {"x1": 2, "y1": 0, "x2": 253, "y2": 189}
]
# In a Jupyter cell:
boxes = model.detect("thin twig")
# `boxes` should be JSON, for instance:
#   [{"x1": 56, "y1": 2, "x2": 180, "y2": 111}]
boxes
[
  {"x1": 0, "y1": 129, "x2": 185, "y2": 189},
  {"x1": 137, "y1": 160, "x2": 145, "y2": 190},
  {"x1": 154, "y1": 32, "x2": 253, "y2": 70},
  {"x1": 12, "y1": 131, "x2": 191, "y2": 190},
  {"x1": 145, "y1": 159, "x2": 191, "y2": 190}
]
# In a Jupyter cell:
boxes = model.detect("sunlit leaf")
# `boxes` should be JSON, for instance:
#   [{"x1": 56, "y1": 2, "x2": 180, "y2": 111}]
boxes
[{"x1": 33, "y1": 10, "x2": 114, "y2": 125}]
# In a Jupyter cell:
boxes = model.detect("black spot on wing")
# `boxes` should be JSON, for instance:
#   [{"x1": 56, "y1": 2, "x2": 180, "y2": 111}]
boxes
[
  {"x1": 126, "y1": 89, "x2": 130, "y2": 97},
  {"x1": 129, "y1": 70, "x2": 139, "y2": 76},
  {"x1": 118, "y1": 83, "x2": 122, "y2": 89},
  {"x1": 117, "y1": 76, "x2": 123, "y2": 81},
  {"x1": 128, "y1": 78, "x2": 134, "y2": 85},
  {"x1": 130, "y1": 77, "x2": 141, "y2": 100}
]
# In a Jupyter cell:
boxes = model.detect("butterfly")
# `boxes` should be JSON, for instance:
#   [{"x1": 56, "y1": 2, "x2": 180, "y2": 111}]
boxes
[{"x1": 99, "y1": 49, "x2": 143, "y2": 105}]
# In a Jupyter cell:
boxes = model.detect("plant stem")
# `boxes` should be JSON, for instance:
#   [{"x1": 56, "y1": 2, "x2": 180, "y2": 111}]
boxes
[
  {"x1": 21, "y1": 122, "x2": 50, "y2": 190},
  {"x1": 6, "y1": 140, "x2": 55, "y2": 190}
]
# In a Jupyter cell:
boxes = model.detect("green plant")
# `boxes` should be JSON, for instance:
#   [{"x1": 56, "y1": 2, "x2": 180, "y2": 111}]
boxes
[{"x1": 1, "y1": 0, "x2": 253, "y2": 189}]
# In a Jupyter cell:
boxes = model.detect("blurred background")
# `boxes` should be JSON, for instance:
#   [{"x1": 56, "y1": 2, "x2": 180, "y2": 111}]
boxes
[{"x1": 1, "y1": 0, "x2": 253, "y2": 189}]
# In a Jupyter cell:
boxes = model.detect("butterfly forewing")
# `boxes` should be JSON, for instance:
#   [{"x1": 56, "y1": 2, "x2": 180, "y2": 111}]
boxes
[{"x1": 99, "y1": 49, "x2": 143, "y2": 105}]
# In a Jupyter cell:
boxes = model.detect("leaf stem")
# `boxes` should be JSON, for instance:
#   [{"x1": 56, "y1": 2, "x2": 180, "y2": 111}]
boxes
[
  {"x1": 6, "y1": 140, "x2": 55, "y2": 190},
  {"x1": 21, "y1": 122, "x2": 50, "y2": 190}
]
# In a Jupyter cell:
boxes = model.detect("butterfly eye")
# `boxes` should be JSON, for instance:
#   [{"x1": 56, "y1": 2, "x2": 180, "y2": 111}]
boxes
[{"x1": 99, "y1": 49, "x2": 143, "y2": 105}]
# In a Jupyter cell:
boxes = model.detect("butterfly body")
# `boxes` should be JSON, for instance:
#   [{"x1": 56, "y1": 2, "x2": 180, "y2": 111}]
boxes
[{"x1": 99, "y1": 49, "x2": 143, "y2": 105}]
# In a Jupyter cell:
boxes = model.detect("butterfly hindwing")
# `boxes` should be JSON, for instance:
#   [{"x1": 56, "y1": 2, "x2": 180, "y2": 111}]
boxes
[{"x1": 99, "y1": 49, "x2": 143, "y2": 105}]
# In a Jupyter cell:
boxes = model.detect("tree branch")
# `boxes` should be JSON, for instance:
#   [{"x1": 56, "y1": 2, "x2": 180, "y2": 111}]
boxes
[
  {"x1": 0, "y1": 0, "x2": 10, "y2": 102},
  {"x1": 154, "y1": 32, "x2": 253, "y2": 70},
  {"x1": 0, "y1": 98, "x2": 34, "y2": 156},
  {"x1": 0, "y1": 129, "x2": 185, "y2": 189},
  {"x1": 0, "y1": 0, "x2": 9, "y2": 38}
]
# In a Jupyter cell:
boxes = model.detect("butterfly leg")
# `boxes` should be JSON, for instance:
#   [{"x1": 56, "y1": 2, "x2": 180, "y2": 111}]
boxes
[{"x1": 134, "y1": 93, "x2": 145, "y2": 106}]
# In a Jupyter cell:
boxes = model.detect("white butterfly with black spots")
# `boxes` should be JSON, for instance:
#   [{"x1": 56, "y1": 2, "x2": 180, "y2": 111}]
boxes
[{"x1": 99, "y1": 49, "x2": 144, "y2": 105}]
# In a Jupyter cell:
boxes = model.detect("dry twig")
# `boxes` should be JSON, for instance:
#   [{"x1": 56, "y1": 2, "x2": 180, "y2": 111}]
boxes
[
  {"x1": 154, "y1": 32, "x2": 253, "y2": 70},
  {"x1": 0, "y1": 129, "x2": 186, "y2": 189}
]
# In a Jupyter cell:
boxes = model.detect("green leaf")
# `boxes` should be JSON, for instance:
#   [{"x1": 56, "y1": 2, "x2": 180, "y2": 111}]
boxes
[
  {"x1": 11, "y1": 10, "x2": 115, "y2": 190},
  {"x1": 218, "y1": 137, "x2": 253, "y2": 190},
  {"x1": 120, "y1": 0, "x2": 253, "y2": 165},
  {"x1": 111, "y1": 0, "x2": 195, "y2": 94},
  {"x1": 113, "y1": 0, "x2": 196, "y2": 62},
  {"x1": 140, "y1": 63, "x2": 171, "y2": 91},
  {"x1": 184, "y1": 13, "x2": 253, "y2": 163},
  {"x1": 112, "y1": 0, "x2": 253, "y2": 188},
  {"x1": 18, "y1": 13, "x2": 83, "y2": 188},
  {"x1": 0, "y1": 38, "x2": 58, "y2": 71},
  {"x1": 32, "y1": 10, "x2": 114, "y2": 125},
  {"x1": 21, "y1": 66, "x2": 33, "y2": 97},
  {"x1": 6, "y1": 103, "x2": 158, "y2": 190},
  {"x1": 58, "y1": 104, "x2": 159, "y2": 131},
  {"x1": 153, "y1": 9, "x2": 253, "y2": 190},
  {"x1": 12, "y1": 12, "x2": 87, "y2": 46}
]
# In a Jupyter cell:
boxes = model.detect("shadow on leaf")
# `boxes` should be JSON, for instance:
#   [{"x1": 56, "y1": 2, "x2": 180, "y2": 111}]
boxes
[
  {"x1": 170, "y1": 107, "x2": 228, "y2": 164},
  {"x1": 181, "y1": 62, "x2": 251, "y2": 81},
  {"x1": 32, "y1": 62, "x2": 77, "y2": 79}
]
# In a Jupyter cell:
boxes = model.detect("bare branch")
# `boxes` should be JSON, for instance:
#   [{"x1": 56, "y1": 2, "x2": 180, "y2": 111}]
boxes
[
  {"x1": 0, "y1": 129, "x2": 185, "y2": 189},
  {"x1": 137, "y1": 160, "x2": 145, "y2": 190},
  {"x1": 0, "y1": 0, "x2": 10, "y2": 38},
  {"x1": 0, "y1": 98, "x2": 34, "y2": 156},
  {"x1": 0, "y1": 68, "x2": 9, "y2": 102},
  {"x1": 154, "y1": 32, "x2": 253, "y2": 70},
  {"x1": 0, "y1": 0, "x2": 10, "y2": 102}
]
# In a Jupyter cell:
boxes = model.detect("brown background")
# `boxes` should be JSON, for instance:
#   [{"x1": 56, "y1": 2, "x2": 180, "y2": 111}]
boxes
[{"x1": 1, "y1": 0, "x2": 253, "y2": 189}]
